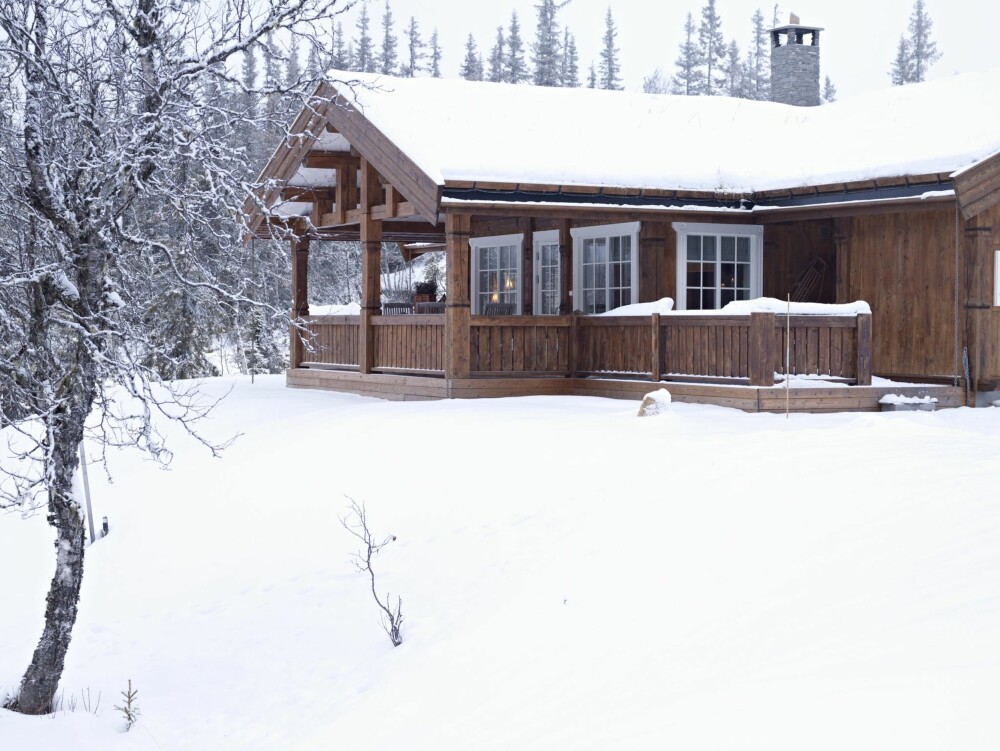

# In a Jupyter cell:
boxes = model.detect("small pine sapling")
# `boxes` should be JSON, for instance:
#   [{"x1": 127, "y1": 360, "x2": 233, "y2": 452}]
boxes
[
  {"x1": 340, "y1": 499, "x2": 404, "y2": 646},
  {"x1": 114, "y1": 679, "x2": 140, "y2": 731}
]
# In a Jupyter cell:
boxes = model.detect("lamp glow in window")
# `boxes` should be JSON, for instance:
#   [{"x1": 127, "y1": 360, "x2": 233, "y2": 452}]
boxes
[{"x1": 471, "y1": 234, "x2": 523, "y2": 313}]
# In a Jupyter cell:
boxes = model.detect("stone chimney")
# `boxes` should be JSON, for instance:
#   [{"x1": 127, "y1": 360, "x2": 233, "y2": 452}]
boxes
[{"x1": 769, "y1": 16, "x2": 823, "y2": 107}]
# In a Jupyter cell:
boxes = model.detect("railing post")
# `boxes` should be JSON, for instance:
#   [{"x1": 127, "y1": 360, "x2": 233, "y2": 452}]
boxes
[
  {"x1": 855, "y1": 312, "x2": 872, "y2": 385},
  {"x1": 650, "y1": 313, "x2": 661, "y2": 382},
  {"x1": 289, "y1": 233, "x2": 310, "y2": 369},
  {"x1": 568, "y1": 311, "x2": 579, "y2": 378},
  {"x1": 749, "y1": 311, "x2": 776, "y2": 387},
  {"x1": 445, "y1": 213, "x2": 472, "y2": 380}
]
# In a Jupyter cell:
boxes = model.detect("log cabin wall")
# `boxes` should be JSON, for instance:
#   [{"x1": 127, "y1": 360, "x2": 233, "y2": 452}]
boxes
[
  {"x1": 761, "y1": 220, "x2": 837, "y2": 303},
  {"x1": 965, "y1": 203, "x2": 1000, "y2": 390},
  {"x1": 836, "y1": 207, "x2": 959, "y2": 382}
]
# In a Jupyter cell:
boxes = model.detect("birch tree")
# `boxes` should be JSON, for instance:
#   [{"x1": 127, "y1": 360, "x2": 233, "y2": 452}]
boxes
[{"x1": 0, "y1": 0, "x2": 351, "y2": 716}]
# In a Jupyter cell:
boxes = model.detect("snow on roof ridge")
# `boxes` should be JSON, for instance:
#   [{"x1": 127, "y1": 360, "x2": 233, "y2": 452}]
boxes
[{"x1": 320, "y1": 68, "x2": 1000, "y2": 193}]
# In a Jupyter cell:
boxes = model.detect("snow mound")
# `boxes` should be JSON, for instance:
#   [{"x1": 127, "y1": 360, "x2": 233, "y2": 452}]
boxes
[
  {"x1": 879, "y1": 394, "x2": 939, "y2": 405},
  {"x1": 598, "y1": 297, "x2": 674, "y2": 317},
  {"x1": 637, "y1": 388, "x2": 672, "y2": 416},
  {"x1": 722, "y1": 298, "x2": 871, "y2": 316}
]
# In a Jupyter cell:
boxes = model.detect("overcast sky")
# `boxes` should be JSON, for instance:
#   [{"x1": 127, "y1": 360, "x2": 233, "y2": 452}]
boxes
[{"x1": 328, "y1": 0, "x2": 1000, "y2": 99}]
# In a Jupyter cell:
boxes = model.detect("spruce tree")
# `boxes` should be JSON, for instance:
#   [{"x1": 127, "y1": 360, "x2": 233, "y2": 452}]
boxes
[
  {"x1": 822, "y1": 75, "x2": 837, "y2": 103},
  {"x1": 532, "y1": 0, "x2": 562, "y2": 87},
  {"x1": 587, "y1": 62, "x2": 597, "y2": 88},
  {"x1": 262, "y1": 31, "x2": 281, "y2": 120},
  {"x1": 285, "y1": 34, "x2": 301, "y2": 87},
  {"x1": 597, "y1": 7, "x2": 622, "y2": 90},
  {"x1": 698, "y1": 0, "x2": 726, "y2": 95},
  {"x1": 489, "y1": 26, "x2": 507, "y2": 82},
  {"x1": 890, "y1": 35, "x2": 914, "y2": 86},
  {"x1": 400, "y1": 17, "x2": 424, "y2": 77},
  {"x1": 506, "y1": 11, "x2": 529, "y2": 84},
  {"x1": 907, "y1": 0, "x2": 941, "y2": 82},
  {"x1": 746, "y1": 8, "x2": 770, "y2": 101},
  {"x1": 305, "y1": 39, "x2": 326, "y2": 80},
  {"x1": 721, "y1": 39, "x2": 745, "y2": 97},
  {"x1": 672, "y1": 12, "x2": 704, "y2": 95},
  {"x1": 241, "y1": 46, "x2": 259, "y2": 115},
  {"x1": 354, "y1": 3, "x2": 376, "y2": 73},
  {"x1": 429, "y1": 28, "x2": 443, "y2": 78},
  {"x1": 330, "y1": 22, "x2": 350, "y2": 70},
  {"x1": 379, "y1": 0, "x2": 398, "y2": 75},
  {"x1": 460, "y1": 34, "x2": 484, "y2": 81},
  {"x1": 561, "y1": 29, "x2": 580, "y2": 87}
]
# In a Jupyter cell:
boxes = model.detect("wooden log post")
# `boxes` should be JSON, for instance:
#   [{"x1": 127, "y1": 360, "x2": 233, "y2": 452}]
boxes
[
  {"x1": 289, "y1": 234, "x2": 310, "y2": 368},
  {"x1": 358, "y1": 159, "x2": 383, "y2": 375},
  {"x1": 568, "y1": 311, "x2": 579, "y2": 378},
  {"x1": 963, "y1": 221, "x2": 993, "y2": 399},
  {"x1": 749, "y1": 311, "x2": 776, "y2": 387},
  {"x1": 650, "y1": 313, "x2": 662, "y2": 382},
  {"x1": 855, "y1": 312, "x2": 872, "y2": 386},
  {"x1": 558, "y1": 219, "x2": 573, "y2": 314},
  {"x1": 445, "y1": 212, "x2": 472, "y2": 380}
]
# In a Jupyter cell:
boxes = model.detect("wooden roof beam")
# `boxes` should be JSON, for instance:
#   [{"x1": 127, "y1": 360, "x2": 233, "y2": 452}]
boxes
[{"x1": 303, "y1": 151, "x2": 360, "y2": 170}]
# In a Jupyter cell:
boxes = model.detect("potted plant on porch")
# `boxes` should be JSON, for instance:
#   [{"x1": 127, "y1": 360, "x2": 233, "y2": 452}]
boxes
[{"x1": 412, "y1": 279, "x2": 438, "y2": 305}]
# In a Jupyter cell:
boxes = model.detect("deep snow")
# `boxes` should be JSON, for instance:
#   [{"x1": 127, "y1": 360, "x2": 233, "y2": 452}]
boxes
[{"x1": 2, "y1": 377, "x2": 1000, "y2": 750}]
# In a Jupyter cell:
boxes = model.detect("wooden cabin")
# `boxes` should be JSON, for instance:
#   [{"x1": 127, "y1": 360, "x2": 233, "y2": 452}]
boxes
[{"x1": 245, "y1": 59, "x2": 1000, "y2": 412}]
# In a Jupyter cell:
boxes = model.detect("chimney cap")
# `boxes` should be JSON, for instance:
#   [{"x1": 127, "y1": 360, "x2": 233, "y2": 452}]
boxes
[{"x1": 768, "y1": 22, "x2": 825, "y2": 34}]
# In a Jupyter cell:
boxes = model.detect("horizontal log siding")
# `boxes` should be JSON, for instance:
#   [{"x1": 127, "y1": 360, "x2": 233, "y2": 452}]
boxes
[
  {"x1": 470, "y1": 316, "x2": 572, "y2": 375},
  {"x1": 373, "y1": 315, "x2": 445, "y2": 373}
]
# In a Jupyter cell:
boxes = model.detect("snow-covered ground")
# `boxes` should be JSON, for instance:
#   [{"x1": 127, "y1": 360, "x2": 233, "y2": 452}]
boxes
[{"x1": 2, "y1": 377, "x2": 1000, "y2": 750}]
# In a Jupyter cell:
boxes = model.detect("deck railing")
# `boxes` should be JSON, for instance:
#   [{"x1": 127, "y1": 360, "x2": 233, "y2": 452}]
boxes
[
  {"x1": 372, "y1": 314, "x2": 445, "y2": 374},
  {"x1": 296, "y1": 311, "x2": 872, "y2": 386}
]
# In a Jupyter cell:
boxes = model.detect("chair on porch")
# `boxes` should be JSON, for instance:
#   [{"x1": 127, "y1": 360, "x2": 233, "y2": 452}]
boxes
[
  {"x1": 415, "y1": 301, "x2": 445, "y2": 314},
  {"x1": 382, "y1": 302, "x2": 413, "y2": 315},
  {"x1": 483, "y1": 302, "x2": 515, "y2": 316}
]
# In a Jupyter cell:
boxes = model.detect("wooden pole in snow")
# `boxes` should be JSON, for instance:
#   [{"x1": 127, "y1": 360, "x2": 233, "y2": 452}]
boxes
[
  {"x1": 786, "y1": 294, "x2": 791, "y2": 419},
  {"x1": 79, "y1": 442, "x2": 96, "y2": 544}
]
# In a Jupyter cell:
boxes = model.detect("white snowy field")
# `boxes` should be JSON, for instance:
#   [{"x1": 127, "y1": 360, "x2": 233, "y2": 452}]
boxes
[{"x1": 2, "y1": 377, "x2": 1000, "y2": 750}]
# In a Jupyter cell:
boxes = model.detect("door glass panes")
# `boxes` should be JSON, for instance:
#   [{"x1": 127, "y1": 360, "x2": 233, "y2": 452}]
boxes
[
  {"x1": 538, "y1": 242, "x2": 561, "y2": 315},
  {"x1": 581, "y1": 234, "x2": 630, "y2": 314},
  {"x1": 477, "y1": 243, "x2": 519, "y2": 312},
  {"x1": 687, "y1": 234, "x2": 753, "y2": 309}
]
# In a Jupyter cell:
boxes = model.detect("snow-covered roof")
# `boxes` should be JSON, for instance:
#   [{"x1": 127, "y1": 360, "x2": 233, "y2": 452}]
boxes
[{"x1": 325, "y1": 68, "x2": 1000, "y2": 194}]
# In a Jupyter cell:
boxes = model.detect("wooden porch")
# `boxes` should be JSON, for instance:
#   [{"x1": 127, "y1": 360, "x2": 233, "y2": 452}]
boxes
[{"x1": 288, "y1": 309, "x2": 963, "y2": 412}]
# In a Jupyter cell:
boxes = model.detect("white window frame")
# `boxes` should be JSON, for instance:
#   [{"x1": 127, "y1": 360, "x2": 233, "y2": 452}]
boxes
[
  {"x1": 470, "y1": 233, "x2": 524, "y2": 315},
  {"x1": 533, "y1": 229, "x2": 561, "y2": 316},
  {"x1": 571, "y1": 222, "x2": 641, "y2": 315},
  {"x1": 672, "y1": 222, "x2": 764, "y2": 311},
  {"x1": 995, "y1": 250, "x2": 1000, "y2": 307}
]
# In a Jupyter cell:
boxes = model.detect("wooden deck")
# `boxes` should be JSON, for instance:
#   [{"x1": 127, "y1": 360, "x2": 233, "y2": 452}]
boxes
[{"x1": 287, "y1": 368, "x2": 963, "y2": 413}]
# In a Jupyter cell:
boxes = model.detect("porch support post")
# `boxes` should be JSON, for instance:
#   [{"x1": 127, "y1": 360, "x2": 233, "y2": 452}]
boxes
[
  {"x1": 445, "y1": 212, "x2": 472, "y2": 380},
  {"x1": 855, "y1": 313, "x2": 872, "y2": 386},
  {"x1": 963, "y1": 220, "x2": 993, "y2": 398},
  {"x1": 749, "y1": 311, "x2": 776, "y2": 387},
  {"x1": 559, "y1": 219, "x2": 573, "y2": 313},
  {"x1": 833, "y1": 218, "x2": 851, "y2": 303},
  {"x1": 359, "y1": 158, "x2": 382, "y2": 375},
  {"x1": 521, "y1": 216, "x2": 534, "y2": 315},
  {"x1": 290, "y1": 232, "x2": 310, "y2": 369}
]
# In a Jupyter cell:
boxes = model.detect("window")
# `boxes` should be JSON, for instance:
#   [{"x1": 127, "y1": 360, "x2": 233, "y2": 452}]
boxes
[
  {"x1": 534, "y1": 230, "x2": 561, "y2": 315},
  {"x1": 571, "y1": 222, "x2": 641, "y2": 314},
  {"x1": 470, "y1": 234, "x2": 523, "y2": 314},
  {"x1": 995, "y1": 250, "x2": 1000, "y2": 307},
  {"x1": 672, "y1": 222, "x2": 764, "y2": 310}
]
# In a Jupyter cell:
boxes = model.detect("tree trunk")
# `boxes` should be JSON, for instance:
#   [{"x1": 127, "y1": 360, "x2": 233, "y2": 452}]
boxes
[{"x1": 7, "y1": 473, "x2": 87, "y2": 715}]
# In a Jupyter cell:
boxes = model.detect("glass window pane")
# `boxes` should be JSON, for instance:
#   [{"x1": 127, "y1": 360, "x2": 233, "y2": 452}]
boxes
[
  {"x1": 702, "y1": 289, "x2": 715, "y2": 309},
  {"x1": 596, "y1": 263, "x2": 606, "y2": 289},
  {"x1": 687, "y1": 235, "x2": 701, "y2": 260},
  {"x1": 702, "y1": 265, "x2": 715, "y2": 287},
  {"x1": 737, "y1": 236, "x2": 750, "y2": 259},
  {"x1": 721, "y1": 289, "x2": 735, "y2": 306},
  {"x1": 687, "y1": 264, "x2": 702, "y2": 288},
  {"x1": 702, "y1": 236, "x2": 716, "y2": 262},
  {"x1": 620, "y1": 236, "x2": 631, "y2": 262},
  {"x1": 593, "y1": 237, "x2": 608, "y2": 262},
  {"x1": 736, "y1": 264, "x2": 749, "y2": 289},
  {"x1": 721, "y1": 236, "x2": 735, "y2": 262},
  {"x1": 721, "y1": 263, "x2": 736, "y2": 289},
  {"x1": 687, "y1": 289, "x2": 701, "y2": 310}
]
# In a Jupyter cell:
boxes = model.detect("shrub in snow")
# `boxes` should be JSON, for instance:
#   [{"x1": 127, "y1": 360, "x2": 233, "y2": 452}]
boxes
[
  {"x1": 638, "y1": 389, "x2": 672, "y2": 417},
  {"x1": 341, "y1": 499, "x2": 404, "y2": 647},
  {"x1": 114, "y1": 680, "x2": 139, "y2": 732}
]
